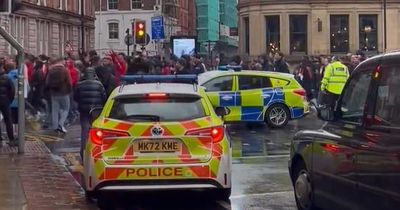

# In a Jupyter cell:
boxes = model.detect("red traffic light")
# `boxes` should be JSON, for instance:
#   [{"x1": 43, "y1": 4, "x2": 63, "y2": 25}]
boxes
[
  {"x1": 134, "y1": 21, "x2": 146, "y2": 45},
  {"x1": 138, "y1": 23, "x2": 144, "y2": 29}
]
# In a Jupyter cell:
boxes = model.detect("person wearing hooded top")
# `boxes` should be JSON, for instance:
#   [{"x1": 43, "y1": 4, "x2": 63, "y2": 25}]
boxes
[
  {"x1": 74, "y1": 67, "x2": 107, "y2": 158},
  {"x1": 95, "y1": 65, "x2": 116, "y2": 97}
]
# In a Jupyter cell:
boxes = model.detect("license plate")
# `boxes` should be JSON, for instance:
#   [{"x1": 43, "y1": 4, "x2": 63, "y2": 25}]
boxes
[{"x1": 133, "y1": 139, "x2": 181, "y2": 153}]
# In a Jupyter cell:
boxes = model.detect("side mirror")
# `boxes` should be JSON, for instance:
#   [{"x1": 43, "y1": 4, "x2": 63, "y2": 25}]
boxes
[
  {"x1": 215, "y1": 107, "x2": 231, "y2": 117},
  {"x1": 89, "y1": 107, "x2": 103, "y2": 124},
  {"x1": 316, "y1": 105, "x2": 335, "y2": 121}
]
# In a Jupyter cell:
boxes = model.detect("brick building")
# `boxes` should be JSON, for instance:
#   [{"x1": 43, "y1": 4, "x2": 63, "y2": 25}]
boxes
[
  {"x1": 94, "y1": 0, "x2": 196, "y2": 56},
  {"x1": 0, "y1": 0, "x2": 95, "y2": 57},
  {"x1": 176, "y1": 0, "x2": 196, "y2": 36}
]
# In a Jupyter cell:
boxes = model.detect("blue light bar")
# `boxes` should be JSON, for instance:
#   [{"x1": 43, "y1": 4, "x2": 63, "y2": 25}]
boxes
[
  {"x1": 121, "y1": 75, "x2": 198, "y2": 84},
  {"x1": 218, "y1": 65, "x2": 242, "y2": 71}
]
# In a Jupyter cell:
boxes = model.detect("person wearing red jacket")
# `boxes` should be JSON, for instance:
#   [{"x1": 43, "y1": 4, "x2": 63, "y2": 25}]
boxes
[
  {"x1": 25, "y1": 54, "x2": 35, "y2": 85},
  {"x1": 65, "y1": 58, "x2": 79, "y2": 87},
  {"x1": 108, "y1": 51, "x2": 127, "y2": 85}
]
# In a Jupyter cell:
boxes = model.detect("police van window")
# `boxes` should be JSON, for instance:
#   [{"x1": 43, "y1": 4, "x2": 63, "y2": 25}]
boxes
[
  {"x1": 374, "y1": 67, "x2": 400, "y2": 127},
  {"x1": 203, "y1": 76, "x2": 233, "y2": 92},
  {"x1": 239, "y1": 75, "x2": 272, "y2": 90},
  {"x1": 340, "y1": 69, "x2": 372, "y2": 123}
]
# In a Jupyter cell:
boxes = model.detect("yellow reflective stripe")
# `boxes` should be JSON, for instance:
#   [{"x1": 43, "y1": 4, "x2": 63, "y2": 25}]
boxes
[{"x1": 240, "y1": 89, "x2": 263, "y2": 106}]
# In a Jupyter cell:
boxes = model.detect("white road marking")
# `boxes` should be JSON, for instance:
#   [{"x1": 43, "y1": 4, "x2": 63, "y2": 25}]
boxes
[
  {"x1": 233, "y1": 155, "x2": 289, "y2": 160},
  {"x1": 230, "y1": 191, "x2": 293, "y2": 199}
]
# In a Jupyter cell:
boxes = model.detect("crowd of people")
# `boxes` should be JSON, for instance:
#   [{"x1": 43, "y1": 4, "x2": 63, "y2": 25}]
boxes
[
  {"x1": 0, "y1": 44, "x2": 212, "y2": 153},
  {"x1": 0, "y1": 43, "x2": 368, "y2": 152}
]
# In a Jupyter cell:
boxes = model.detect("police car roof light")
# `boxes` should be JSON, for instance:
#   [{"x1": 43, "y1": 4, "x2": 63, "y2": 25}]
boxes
[
  {"x1": 121, "y1": 75, "x2": 198, "y2": 85},
  {"x1": 218, "y1": 65, "x2": 242, "y2": 72}
]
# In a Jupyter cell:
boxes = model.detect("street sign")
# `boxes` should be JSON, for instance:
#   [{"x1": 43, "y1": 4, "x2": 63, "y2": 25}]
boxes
[
  {"x1": 124, "y1": 34, "x2": 134, "y2": 46},
  {"x1": 151, "y1": 16, "x2": 165, "y2": 40}
]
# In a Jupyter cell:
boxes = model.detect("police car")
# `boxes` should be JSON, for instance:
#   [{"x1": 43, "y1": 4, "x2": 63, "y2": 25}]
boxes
[
  {"x1": 198, "y1": 68, "x2": 309, "y2": 128},
  {"x1": 83, "y1": 75, "x2": 232, "y2": 206}
]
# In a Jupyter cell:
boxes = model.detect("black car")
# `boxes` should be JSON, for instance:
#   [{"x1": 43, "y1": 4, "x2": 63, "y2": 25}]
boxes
[{"x1": 289, "y1": 52, "x2": 400, "y2": 210}]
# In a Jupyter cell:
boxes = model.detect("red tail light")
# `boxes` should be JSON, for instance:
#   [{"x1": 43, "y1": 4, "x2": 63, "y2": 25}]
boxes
[
  {"x1": 293, "y1": 89, "x2": 306, "y2": 97},
  {"x1": 89, "y1": 128, "x2": 129, "y2": 145},
  {"x1": 186, "y1": 126, "x2": 225, "y2": 143}
]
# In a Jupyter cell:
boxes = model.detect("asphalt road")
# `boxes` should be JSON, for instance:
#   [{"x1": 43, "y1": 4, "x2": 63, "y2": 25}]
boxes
[{"x1": 41, "y1": 111, "x2": 324, "y2": 210}]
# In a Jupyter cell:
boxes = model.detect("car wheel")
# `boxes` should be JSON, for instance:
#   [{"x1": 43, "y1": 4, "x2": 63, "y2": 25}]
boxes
[
  {"x1": 214, "y1": 188, "x2": 231, "y2": 201},
  {"x1": 293, "y1": 162, "x2": 318, "y2": 210},
  {"x1": 265, "y1": 104, "x2": 290, "y2": 128}
]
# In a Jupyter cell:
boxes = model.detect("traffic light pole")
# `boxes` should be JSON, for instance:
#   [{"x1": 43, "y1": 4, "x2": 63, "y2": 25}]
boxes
[{"x1": 126, "y1": 29, "x2": 130, "y2": 56}]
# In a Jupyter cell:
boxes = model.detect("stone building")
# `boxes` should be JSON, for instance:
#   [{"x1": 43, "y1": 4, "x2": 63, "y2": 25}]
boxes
[
  {"x1": 238, "y1": 0, "x2": 400, "y2": 58},
  {"x1": 94, "y1": 0, "x2": 196, "y2": 56},
  {"x1": 0, "y1": 0, "x2": 95, "y2": 57}
]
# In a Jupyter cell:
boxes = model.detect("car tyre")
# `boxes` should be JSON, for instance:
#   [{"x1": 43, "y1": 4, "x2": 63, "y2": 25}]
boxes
[
  {"x1": 293, "y1": 162, "x2": 319, "y2": 210},
  {"x1": 265, "y1": 104, "x2": 290, "y2": 128},
  {"x1": 214, "y1": 188, "x2": 231, "y2": 201}
]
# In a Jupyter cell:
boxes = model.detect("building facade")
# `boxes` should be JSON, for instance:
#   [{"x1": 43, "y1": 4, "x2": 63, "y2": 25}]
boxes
[
  {"x1": 238, "y1": 0, "x2": 400, "y2": 58},
  {"x1": 95, "y1": 0, "x2": 196, "y2": 56},
  {"x1": 0, "y1": 0, "x2": 95, "y2": 57},
  {"x1": 195, "y1": 0, "x2": 238, "y2": 55}
]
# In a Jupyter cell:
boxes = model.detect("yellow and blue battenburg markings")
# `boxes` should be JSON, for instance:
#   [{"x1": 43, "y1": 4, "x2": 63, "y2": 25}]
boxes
[{"x1": 217, "y1": 87, "x2": 305, "y2": 122}]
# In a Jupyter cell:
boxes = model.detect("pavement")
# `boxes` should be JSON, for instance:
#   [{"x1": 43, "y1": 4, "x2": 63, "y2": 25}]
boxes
[{"x1": 0, "y1": 111, "x2": 324, "y2": 210}]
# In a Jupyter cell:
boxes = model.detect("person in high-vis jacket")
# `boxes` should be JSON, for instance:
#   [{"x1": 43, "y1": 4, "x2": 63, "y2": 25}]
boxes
[{"x1": 320, "y1": 56, "x2": 350, "y2": 109}]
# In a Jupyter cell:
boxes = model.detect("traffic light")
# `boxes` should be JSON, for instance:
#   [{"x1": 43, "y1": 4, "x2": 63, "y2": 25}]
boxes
[{"x1": 134, "y1": 21, "x2": 146, "y2": 45}]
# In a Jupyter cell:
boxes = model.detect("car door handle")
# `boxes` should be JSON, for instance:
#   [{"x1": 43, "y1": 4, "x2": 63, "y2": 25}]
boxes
[
  {"x1": 221, "y1": 96, "x2": 233, "y2": 100},
  {"x1": 262, "y1": 94, "x2": 271, "y2": 98}
]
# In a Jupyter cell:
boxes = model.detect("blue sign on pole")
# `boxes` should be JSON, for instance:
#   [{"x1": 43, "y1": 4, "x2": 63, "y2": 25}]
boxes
[{"x1": 151, "y1": 16, "x2": 165, "y2": 40}]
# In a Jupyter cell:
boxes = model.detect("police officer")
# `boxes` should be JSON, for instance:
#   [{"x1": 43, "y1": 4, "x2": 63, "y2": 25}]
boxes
[{"x1": 320, "y1": 56, "x2": 350, "y2": 109}]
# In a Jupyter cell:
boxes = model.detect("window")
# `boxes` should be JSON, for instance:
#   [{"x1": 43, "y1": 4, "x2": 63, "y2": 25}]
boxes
[
  {"x1": 289, "y1": 15, "x2": 307, "y2": 54},
  {"x1": 131, "y1": 0, "x2": 142, "y2": 9},
  {"x1": 239, "y1": 76, "x2": 272, "y2": 90},
  {"x1": 266, "y1": 16, "x2": 280, "y2": 54},
  {"x1": 109, "y1": 98, "x2": 206, "y2": 122},
  {"x1": 0, "y1": 0, "x2": 9, "y2": 12},
  {"x1": 108, "y1": 0, "x2": 118, "y2": 10},
  {"x1": 359, "y1": 15, "x2": 378, "y2": 51},
  {"x1": 374, "y1": 64, "x2": 400, "y2": 126},
  {"x1": 340, "y1": 70, "x2": 372, "y2": 123},
  {"x1": 203, "y1": 76, "x2": 233, "y2": 92},
  {"x1": 243, "y1": 17, "x2": 249, "y2": 54},
  {"x1": 108, "y1": 22, "x2": 119, "y2": 39},
  {"x1": 330, "y1": 15, "x2": 349, "y2": 53}
]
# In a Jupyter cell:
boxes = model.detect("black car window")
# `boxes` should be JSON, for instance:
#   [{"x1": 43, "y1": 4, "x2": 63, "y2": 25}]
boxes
[
  {"x1": 203, "y1": 76, "x2": 233, "y2": 92},
  {"x1": 374, "y1": 66, "x2": 400, "y2": 126},
  {"x1": 238, "y1": 75, "x2": 272, "y2": 90},
  {"x1": 340, "y1": 70, "x2": 372, "y2": 123}
]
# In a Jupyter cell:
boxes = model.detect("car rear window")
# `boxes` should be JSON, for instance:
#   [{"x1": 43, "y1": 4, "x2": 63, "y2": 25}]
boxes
[{"x1": 109, "y1": 97, "x2": 207, "y2": 122}]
